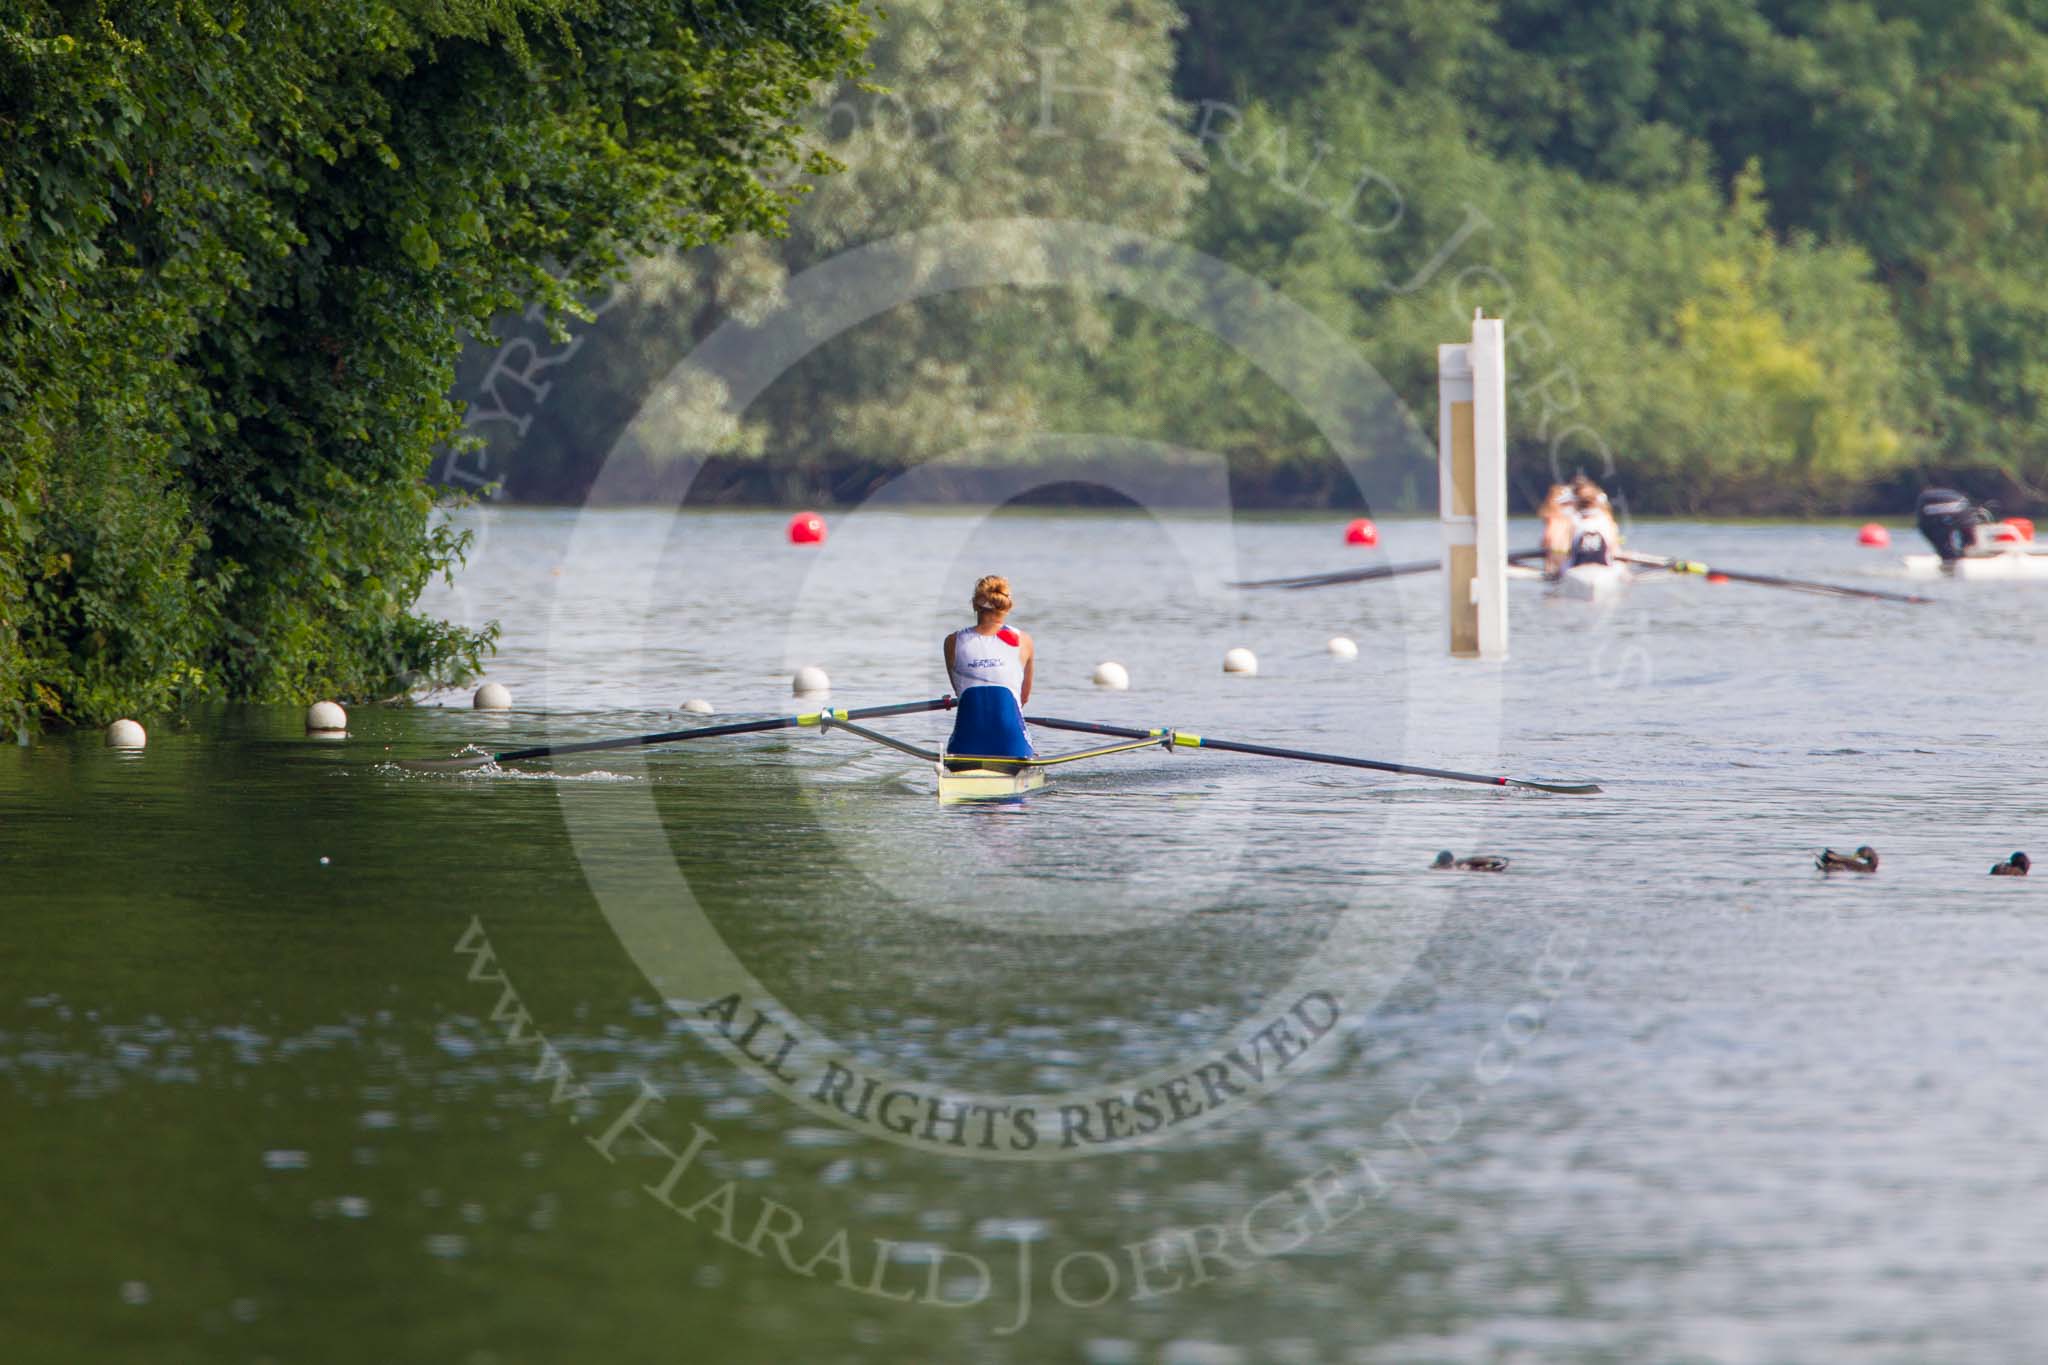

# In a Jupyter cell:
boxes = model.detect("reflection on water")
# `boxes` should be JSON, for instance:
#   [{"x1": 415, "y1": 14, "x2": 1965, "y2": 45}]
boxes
[{"x1": 7, "y1": 508, "x2": 2048, "y2": 1360}]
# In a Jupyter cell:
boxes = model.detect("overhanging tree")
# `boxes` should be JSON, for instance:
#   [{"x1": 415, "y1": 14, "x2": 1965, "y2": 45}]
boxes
[{"x1": 0, "y1": 0, "x2": 871, "y2": 729}]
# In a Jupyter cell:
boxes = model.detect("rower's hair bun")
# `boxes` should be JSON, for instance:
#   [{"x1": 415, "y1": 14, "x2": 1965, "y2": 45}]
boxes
[{"x1": 972, "y1": 574, "x2": 1012, "y2": 614}]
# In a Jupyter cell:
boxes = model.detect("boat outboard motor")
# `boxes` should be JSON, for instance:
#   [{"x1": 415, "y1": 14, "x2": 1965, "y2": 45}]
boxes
[{"x1": 1916, "y1": 488, "x2": 1990, "y2": 561}]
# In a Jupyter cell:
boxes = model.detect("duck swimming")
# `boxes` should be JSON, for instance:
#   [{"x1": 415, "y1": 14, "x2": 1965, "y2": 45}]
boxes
[
  {"x1": 1990, "y1": 852, "x2": 2031, "y2": 877},
  {"x1": 1432, "y1": 850, "x2": 1509, "y2": 872},
  {"x1": 1815, "y1": 846, "x2": 1879, "y2": 874}
]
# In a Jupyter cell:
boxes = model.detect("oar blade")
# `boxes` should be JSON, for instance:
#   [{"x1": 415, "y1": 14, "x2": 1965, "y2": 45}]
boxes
[
  {"x1": 1507, "y1": 776, "x2": 1603, "y2": 795},
  {"x1": 395, "y1": 754, "x2": 499, "y2": 773}
]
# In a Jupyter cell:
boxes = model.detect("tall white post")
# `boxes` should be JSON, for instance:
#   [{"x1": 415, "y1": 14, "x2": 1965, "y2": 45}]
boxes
[{"x1": 1439, "y1": 311, "x2": 1508, "y2": 659}]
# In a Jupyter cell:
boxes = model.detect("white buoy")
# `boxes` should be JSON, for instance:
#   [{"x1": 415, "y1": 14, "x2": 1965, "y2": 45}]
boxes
[
  {"x1": 306, "y1": 700, "x2": 348, "y2": 733},
  {"x1": 792, "y1": 666, "x2": 830, "y2": 697},
  {"x1": 1326, "y1": 637, "x2": 1359, "y2": 660},
  {"x1": 473, "y1": 682, "x2": 512, "y2": 711},
  {"x1": 105, "y1": 718, "x2": 147, "y2": 748},
  {"x1": 1222, "y1": 647, "x2": 1259, "y2": 675},
  {"x1": 1092, "y1": 661, "x2": 1130, "y2": 690},
  {"x1": 681, "y1": 699, "x2": 715, "y2": 715}
]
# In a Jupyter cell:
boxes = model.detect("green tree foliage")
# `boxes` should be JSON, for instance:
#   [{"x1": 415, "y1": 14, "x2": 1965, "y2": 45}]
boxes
[
  {"x1": 1186, "y1": 0, "x2": 2048, "y2": 494},
  {"x1": 1155, "y1": 0, "x2": 1924, "y2": 511},
  {"x1": 0, "y1": 0, "x2": 870, "y2": 729},
  {"x1": 480, "y1": 0, "x2": 2005, "y2": 514},
  {"x1": 469, "y1": 0, "x2": 1200, "y2": 501},
  {"x1": 1153, "y1": 81, "x2": 1912, "y2": 510}
]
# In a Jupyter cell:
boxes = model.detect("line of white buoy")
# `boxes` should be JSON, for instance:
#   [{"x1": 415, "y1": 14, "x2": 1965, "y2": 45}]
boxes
[{"x1": 100, "y1": 634, "x2": 1368, "y2": 754}]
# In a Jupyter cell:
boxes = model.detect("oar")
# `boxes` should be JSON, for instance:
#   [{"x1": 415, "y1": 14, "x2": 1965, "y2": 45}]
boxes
[
  {"x1": 1615, "y1": 551, "x2": 1932, "y2": 605},
  {"x1": 1232, "y1": 548, "x2": 1550, "y2": 591},
  {"x1": 398, "y1": 697, "x2": 957, "y2": 772},
  {"x1": 1025, "y1": 716, "x2": 1601, "y2": 794},
  {"x1": 1230, "y1": 558, "x2": 1439, "y2": 590}
]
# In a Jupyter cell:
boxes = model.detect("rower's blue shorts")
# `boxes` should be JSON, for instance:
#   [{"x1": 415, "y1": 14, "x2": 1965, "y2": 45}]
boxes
[{"x1": 947, "y1": 685, "x2": 1033, "y2": 760}]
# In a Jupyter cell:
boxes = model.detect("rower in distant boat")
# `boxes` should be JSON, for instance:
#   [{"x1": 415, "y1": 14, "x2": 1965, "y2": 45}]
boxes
[
  {"x1": 1544, "y1": 480, "x2": 1630, "y2": 601},
  {"x1": 1566, "y1": 480, "x2": 1620, "y2": 569},
  {"x1": 1903, "y1": 489, "x2": 2047, "y2": 577},
  {"x1": 1916, "y1": 487, "x2": 1992, "y2": 561},
  {"x1": 941, "y1": 574, "x2": 1035, "y2": 769}
]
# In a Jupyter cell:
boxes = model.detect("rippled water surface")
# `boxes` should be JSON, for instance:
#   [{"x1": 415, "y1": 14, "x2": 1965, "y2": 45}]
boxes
[{"x1": 8, "y1": 507, "x2": 2048, "y2": 1362}]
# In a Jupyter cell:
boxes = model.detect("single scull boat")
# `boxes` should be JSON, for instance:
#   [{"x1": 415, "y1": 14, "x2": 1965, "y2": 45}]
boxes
[{"x1": 399, "y1": 696, "x2": 1602, "y2": 800}]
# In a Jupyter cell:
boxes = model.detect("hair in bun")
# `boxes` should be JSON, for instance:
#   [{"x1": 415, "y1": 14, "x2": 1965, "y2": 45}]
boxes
[{"x1": 972, "y1": 574, "x2": 1013, "y2": 615}]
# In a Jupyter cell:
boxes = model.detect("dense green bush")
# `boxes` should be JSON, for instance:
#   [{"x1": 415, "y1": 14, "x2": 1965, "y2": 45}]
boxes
[
  {"x1": 0, "y1": 0, "x2": 870, "y2": 730},
  {"x1": 469, "y1": 0, "x2": 1200, "y2": 502}
]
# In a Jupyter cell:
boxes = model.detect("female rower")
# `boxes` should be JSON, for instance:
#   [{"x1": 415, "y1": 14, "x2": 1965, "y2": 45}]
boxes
[{"x1": 942, "y1": 575, "x2": 1035, "y2": 762}]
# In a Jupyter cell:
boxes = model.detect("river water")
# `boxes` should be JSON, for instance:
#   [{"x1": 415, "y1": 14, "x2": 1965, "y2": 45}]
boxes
[{"x1": 7, "y1": 506, "x2": 2048, "y2": 1362}]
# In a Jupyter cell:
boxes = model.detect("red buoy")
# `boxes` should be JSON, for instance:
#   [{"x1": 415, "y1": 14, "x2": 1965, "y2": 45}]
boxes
[
  {"x1": 1706, "y1": 572, "x2": 1730, "y2": 584},
  {"x1": 787, "y1": 511, "x2": 827, "y2": 545},
  {"x1": 1344, "y1": 517, "x2": 1378, "y2": 546},
  {"x1": 1857, "y1": 523, "x2": 1890, "y2": 547}
]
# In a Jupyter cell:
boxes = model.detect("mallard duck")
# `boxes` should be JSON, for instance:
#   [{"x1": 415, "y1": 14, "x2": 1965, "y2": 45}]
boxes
[
  {"x1": 1815, "y1": 845, "x2": 1879, "y2": 874},
  {"x1": 1990, "y1": 851, "x2": 2031, "y2": 877},
  {"x1": 1432, "y1": 850, "x2": 1509, "y2": 872}
]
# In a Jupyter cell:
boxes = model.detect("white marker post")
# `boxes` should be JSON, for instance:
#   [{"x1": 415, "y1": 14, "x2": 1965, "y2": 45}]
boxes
[{"x1": 1438, "y1": 311, "x2": 1508, "y2": 659}]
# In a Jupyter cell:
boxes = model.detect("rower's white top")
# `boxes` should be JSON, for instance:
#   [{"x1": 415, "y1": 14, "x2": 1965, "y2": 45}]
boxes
[
  {"x1": 1569, "y1": 506, "x2": 1620, "y2": 559},
  {"x1": 948, "y1": 627, "x2": 1026, "y2": 701}
]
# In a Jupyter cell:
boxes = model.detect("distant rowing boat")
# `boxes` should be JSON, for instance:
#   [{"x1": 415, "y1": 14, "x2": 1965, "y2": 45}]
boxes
[
  {"x1": 1508, "y1": 560, "x2": 1632, "y2": 601},
  {"x1": 1901, "y1": 546, "x2": 2048, "y2": 580},
  {"x1": 1548, "y1": 562, "x2": 1631, "y2": 602}
]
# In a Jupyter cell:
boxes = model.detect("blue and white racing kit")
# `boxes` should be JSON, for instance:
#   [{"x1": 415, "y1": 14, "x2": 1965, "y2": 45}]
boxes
[{"x1": 946, "y1": 627, "x2": 1032, "y2": 759}]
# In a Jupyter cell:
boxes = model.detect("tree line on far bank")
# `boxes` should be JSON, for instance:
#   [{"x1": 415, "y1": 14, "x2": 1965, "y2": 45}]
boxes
[{"x1": 459, "y1": 0, "x2": 2048, "y2": 519}]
